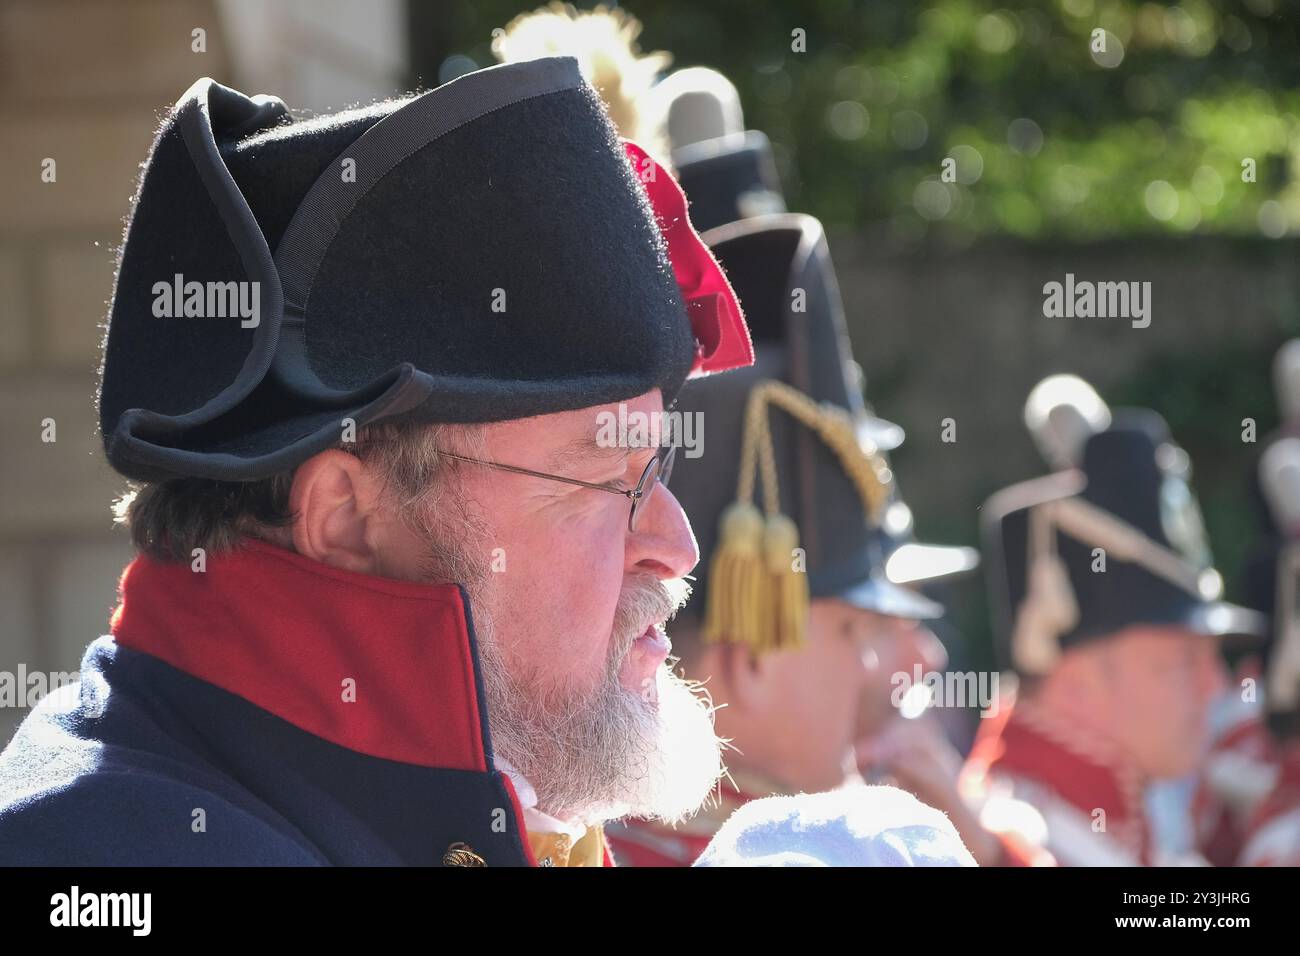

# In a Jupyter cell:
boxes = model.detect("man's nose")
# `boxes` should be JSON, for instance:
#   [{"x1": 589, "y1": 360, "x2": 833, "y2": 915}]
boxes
[
  {"x1": 627, "y1": 482, "x2": 699, "y2": 580},
  {"x1": 890, "y1": 621, "x2": 948, "y2": 675},
  {"x1": 913, "y1": 625, "x2": 949, "y2": 673}
]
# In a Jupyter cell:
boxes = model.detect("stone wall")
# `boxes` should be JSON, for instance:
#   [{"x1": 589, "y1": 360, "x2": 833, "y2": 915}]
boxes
[
  {"x1": 0, "y1": 0, "x2": 407, "y2": 746},
  {"x1": 832, "y1": 231, "x2": 1298, "y2": 537}
]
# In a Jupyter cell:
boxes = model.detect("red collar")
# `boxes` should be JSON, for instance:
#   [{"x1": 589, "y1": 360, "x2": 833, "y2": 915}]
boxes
[{"x1": 110, "y1": 538, "x2": 491, "y2": 772}]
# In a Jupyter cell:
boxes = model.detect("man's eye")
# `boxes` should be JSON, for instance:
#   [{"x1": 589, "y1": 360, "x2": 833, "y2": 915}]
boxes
[{"x1": 608, "y1": 462, "x2": 645, "y2": 492}]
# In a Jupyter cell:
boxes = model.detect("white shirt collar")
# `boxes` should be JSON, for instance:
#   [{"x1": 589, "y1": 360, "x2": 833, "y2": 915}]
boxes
[{"x1": 495, "y1": 756, "x2": 589, "y2": 843}]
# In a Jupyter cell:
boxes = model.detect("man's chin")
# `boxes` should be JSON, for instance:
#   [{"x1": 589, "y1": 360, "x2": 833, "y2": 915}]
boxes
[
  {"x1": 484, "y1": 641, "x2": 723, "y2": 828},
  {"x1": 604, "y1": 664, "x2": 725, "y2": 825}
]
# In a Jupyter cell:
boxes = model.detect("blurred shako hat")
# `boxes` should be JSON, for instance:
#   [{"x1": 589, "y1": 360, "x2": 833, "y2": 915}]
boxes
[
  {"x1": 1274, "y1": 338, "x2": 1300, "y2": 424},
  {"x1": 1021, "y1": 374, "x2": 1112, "y2": 471},
  {"x1": 1257, "y1": 437, "x2": 1300, "y2": 729},
  {"x1": 98, "y1": 57, "x2": 752, "y2": 482},
  {"x1": 649, "y1": 66, "x2": 786, "y2": 233},
  {"x1": 1241, "y1": 337, "x2": 1300, "y2": 733},
  {"x1": 984, "y1": 376, "x2": 1264, "y2": 676},
  {"x1": 671, "y1": 213, "x2": 977, "y2": 655}
]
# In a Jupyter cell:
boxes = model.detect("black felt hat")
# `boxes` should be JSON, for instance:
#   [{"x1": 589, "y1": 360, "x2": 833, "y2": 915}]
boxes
[
  {"x1": 984, "y1": 406, "x2": 1264, "y2": 676},
  {"x1": 670, "y1": 214, "x2": 976, "y2": 652},
  {"x1": 98, "y1": 57, "x2": 751, "y2": 482}
]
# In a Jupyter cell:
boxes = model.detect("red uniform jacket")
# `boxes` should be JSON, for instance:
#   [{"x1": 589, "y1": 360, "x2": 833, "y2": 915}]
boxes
[
  {"x1": 1239, "y1": 747, "x2": 1300, "y2": 865},
  {"x1": 962, "y1": 698, "x2": 1151, "y2": 866}
]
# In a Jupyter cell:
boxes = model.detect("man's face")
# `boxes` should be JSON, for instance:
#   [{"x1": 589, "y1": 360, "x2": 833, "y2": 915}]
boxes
[
  {"x1": 851, "y1": 607, "x2": 947, "y2": 743},
  {"x1": 392, "y1": 389, "x2": 723, "y2": 823},
  {"x1": 461, "y1": 389, "x2": 694, "y2": 695},
  {"x1": 1094, "y1": 625, "x2": 1227, "y2": 779},
  {"x1": 743, "y1": 600, "x2": 940, "y2": 790}
]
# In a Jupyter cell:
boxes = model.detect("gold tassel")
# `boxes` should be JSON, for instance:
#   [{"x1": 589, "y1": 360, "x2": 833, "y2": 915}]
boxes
[
  {"x1": 703, "y1": 381, "x2": 879, "y2": 655},
  {"x1": 763, "y1": 512, "x2": 809, "y2": 651},
  {"x1": 703, "y1": 502, "x2": 771, "y2": 649}
]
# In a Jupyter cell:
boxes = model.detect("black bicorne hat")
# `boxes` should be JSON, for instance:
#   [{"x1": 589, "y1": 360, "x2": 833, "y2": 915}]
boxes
[
  {"x1": 984, "y1": 404, "x2": 1264, "y2": 676},
  {"x1": 670, "y1": 214, "x2": 976, "y2": 652},
  {"x1": 98, "y1": 57, "x2": 751, "y2": 482}
]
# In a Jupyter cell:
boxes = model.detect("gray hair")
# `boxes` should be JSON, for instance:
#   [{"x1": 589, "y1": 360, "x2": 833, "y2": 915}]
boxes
[{"x1": 113, "y1": 420, "x2": 486, "y2": 563}]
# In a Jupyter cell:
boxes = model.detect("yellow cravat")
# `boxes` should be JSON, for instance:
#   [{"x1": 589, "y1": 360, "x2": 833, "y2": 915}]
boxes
[{"x1": 528, "y1": 824, "x2": 607, "y2": 867}]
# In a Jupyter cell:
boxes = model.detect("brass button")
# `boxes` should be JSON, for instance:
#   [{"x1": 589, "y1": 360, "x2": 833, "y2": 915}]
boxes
[{"x1": 442, "y1": 842, "x2": 486, "y2": 867}]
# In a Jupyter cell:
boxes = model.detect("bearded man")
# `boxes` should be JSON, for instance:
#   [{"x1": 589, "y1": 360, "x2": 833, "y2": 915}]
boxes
[{"x1": 0, "y1": 57, "x2": 753, "y2": 866}]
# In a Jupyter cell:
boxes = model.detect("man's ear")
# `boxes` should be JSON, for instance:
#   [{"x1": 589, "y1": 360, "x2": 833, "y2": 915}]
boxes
[
  {"x1": 721, "y1": 641, "x2": 771, "y2": 714},
  {"x1": 1042, "y1": 642, "x2": 1110, "y2": 719},
  {"x1": 290, "y1": 449, "x2": 384, "y2": 574}
]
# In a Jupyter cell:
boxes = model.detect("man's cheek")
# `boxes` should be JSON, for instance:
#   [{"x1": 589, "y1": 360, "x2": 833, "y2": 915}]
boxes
[{"x1": 567, "y1": 583, "x2": 619, "y2": 672}]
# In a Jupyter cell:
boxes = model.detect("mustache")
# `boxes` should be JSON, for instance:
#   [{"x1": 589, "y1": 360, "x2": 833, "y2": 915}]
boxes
[{"x1": 610, "y1": 575, "x2": 693, "y2": 654}]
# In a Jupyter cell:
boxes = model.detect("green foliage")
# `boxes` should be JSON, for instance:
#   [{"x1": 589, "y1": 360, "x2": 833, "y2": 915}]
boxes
[
  {"x1": 433, "y1": 0, "x2": 1300, "y2": 240},
  {"x1": 1107, "y1": 332, "x2": 1295, "y2": 603}
]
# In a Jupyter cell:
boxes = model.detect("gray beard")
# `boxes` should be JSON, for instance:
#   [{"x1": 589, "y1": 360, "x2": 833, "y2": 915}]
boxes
[
  {"x1": 409, "y1": 496, "x2": 723, "y2": 824},
  {"x1": 467, "y1": 570, "x2": 723, "y2": 825}
]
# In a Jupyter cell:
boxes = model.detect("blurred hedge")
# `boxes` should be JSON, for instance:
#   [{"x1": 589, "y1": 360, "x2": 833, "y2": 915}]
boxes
[{"x1": 418, "y1": 0, "x2": 1300, "y2": 243}]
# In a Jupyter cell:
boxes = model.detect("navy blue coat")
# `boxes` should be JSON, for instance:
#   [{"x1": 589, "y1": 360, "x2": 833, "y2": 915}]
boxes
[{"x1": 0, "y1": 540, "x2": 542, "y2": 866}]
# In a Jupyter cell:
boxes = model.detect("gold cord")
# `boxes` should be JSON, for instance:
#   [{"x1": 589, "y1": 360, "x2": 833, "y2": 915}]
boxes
[
  {"x1": 738, "y1": 380, "x2": 894, "y2": 523},
  {"x1": 704, "y1": 380, "x2": 895, "y2": 655}
]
